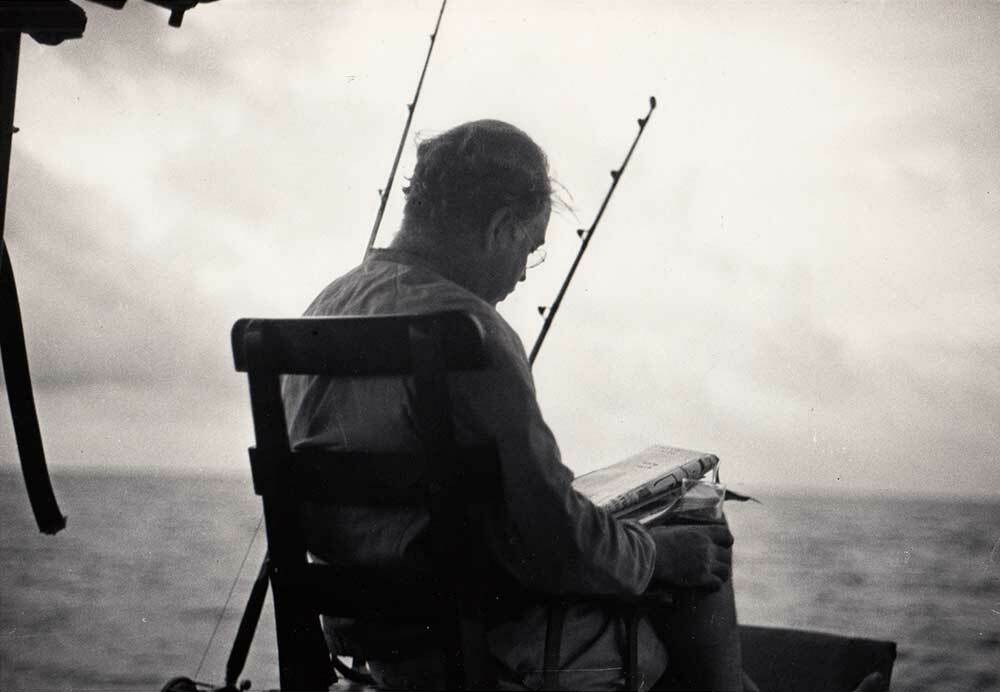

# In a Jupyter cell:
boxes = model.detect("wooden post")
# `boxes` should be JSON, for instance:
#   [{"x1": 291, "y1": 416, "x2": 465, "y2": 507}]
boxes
[{"x1": 0, "y1": 31, "x2": 20, "y2": 262}]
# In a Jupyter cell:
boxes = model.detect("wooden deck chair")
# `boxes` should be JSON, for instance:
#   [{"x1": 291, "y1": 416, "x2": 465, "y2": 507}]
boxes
[{"x1": 232, "y1": 310, "x2": 505, "y2": 690}]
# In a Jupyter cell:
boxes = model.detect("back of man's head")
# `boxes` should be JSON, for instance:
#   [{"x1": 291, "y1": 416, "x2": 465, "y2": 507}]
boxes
[{"x1": 401, "y1": 120, "x2": 552, "y2": 240}]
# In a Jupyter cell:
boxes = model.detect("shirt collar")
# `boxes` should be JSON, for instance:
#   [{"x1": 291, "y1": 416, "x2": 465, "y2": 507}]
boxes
[{"x1": 367, "y1": 247, "x2": 464, "y2": 288}]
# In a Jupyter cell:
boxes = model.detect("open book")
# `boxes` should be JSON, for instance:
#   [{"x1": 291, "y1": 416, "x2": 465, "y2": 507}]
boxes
[{"x1": 572, "y1": 445, "x2": 721, "y2": 524}]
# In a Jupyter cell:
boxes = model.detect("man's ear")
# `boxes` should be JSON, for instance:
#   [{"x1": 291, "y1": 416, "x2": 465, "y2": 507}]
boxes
[{"x1": 484, "y1": 206, "x2": 515, "y2": 250}]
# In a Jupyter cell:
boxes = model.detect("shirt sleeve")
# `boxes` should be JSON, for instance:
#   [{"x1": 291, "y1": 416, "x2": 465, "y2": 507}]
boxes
[{"x1": 446, "y1": 309, "x2": 656, "y2": 598}]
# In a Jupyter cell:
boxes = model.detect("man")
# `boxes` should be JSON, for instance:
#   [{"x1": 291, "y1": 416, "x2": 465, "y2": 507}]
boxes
[{"x1": 282, "y1": 119, "x2": 741, "y2": 690}]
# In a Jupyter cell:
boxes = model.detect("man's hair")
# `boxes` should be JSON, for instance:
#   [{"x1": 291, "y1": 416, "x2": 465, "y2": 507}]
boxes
[{"x1": 402, "y1": 119, "x2": 552, "y2": 237}]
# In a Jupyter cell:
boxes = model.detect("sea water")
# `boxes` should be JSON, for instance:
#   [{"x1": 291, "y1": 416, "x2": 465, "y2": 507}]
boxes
[{"x1": 1, "y1": 470, "x2": 998, "y2": 691}]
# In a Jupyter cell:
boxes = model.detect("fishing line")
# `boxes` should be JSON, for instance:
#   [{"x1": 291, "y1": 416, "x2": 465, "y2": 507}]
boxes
[
  {"x1": 529, "y1": 96, "x2": 658, "y2": 366},
  {"x1": 364, "y1": 0, "x2": 449, "y2": 258},
  {"x1": 193, "y1": 512, "x2": 265, "y2": 681}
]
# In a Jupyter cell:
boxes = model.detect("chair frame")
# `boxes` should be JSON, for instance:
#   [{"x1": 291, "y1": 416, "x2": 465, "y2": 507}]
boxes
[{"x1": 233, "y1": 311, "x2": 507, "y2": 690}]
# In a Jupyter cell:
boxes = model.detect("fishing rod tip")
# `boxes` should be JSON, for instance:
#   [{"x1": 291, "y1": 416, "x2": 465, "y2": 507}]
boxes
[{"x1": 649, "y1": 96, "x2": 657, "y2": 109}]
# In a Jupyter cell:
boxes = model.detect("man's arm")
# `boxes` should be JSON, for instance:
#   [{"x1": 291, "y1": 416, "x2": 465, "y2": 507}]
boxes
[{"x1": 449, "y1": 314, "x2": 656, "y2": 597}]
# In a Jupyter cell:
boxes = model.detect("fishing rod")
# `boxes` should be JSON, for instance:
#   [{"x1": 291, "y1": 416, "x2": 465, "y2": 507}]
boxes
[
  {"x1": 529, "y1": 96, "x2": 657, "y2": 366},
  {"x1": 363, "y1": 0, "x2": 448, "y2": 259}
]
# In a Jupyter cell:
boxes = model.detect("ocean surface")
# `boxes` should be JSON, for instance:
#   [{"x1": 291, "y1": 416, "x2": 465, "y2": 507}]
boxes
[{"x1": 1, "y1": 469, "x2": 997, "y2": 691}]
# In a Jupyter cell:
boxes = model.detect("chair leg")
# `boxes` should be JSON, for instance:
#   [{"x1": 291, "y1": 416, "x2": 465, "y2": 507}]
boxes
[
  {"x1": 626, "y1": 608, "x2": 640, "y2": 691},
  {"x1": 458, "y1": 612, "x2": 494, "y2": 690},
  {"x1": 543, "y1": 602, "x2": 567, "y2": 691},
  {"x1": 272, "y1": 591, "x2": 331, "y2": 691}
]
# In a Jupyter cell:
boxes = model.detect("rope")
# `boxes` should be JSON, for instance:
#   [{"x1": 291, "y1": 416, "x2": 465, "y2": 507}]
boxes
[
  {"x1": 194, "y1": 513, "x2": 265, "y2": 681},
  {"x1": 1, "y1": 241, "x2": 67, "y2": 534}
]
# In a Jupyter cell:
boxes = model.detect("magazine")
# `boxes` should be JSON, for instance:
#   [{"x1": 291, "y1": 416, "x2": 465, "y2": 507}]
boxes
[{"x1": 572, "y1": 445, "x2": 721, "y2": 523}]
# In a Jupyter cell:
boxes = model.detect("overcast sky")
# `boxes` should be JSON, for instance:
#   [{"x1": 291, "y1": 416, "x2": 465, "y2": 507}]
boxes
[{"x1": 1, "y1": 0, "x2": 997, "y2": 497}]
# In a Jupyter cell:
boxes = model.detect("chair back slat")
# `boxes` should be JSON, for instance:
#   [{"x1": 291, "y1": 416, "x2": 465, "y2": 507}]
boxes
[
  {"x1": 232, "y1": 311, "x2": 488, "y2": 376},
  {"x1": 279, "y1": 563, "x2": 440, "y2": 619},
  {"x1": 248, "y1": 444, "x2": 501, "y2": 507}
]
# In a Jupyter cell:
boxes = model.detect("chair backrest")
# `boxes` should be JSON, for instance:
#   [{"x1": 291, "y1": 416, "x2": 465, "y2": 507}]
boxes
[{"x1": 232, "y1": 311, "x2": 501, "y2": 690}]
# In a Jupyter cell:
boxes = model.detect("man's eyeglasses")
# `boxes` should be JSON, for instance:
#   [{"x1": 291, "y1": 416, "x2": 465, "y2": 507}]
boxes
[{"x1": 516, "y1": 224, "x2": 547, "y2": 269}]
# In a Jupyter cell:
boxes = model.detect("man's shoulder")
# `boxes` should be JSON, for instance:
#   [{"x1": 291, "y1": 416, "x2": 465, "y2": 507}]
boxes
[
  {"x1": 304, "y1": 258, "x2": 481, "y2": 315},
  {"x1": 301, "y1": 259, "x2": 521, "y2": 356},
  {"x1": 318, "y1": 264, "x2": 523, "y2": 373}
]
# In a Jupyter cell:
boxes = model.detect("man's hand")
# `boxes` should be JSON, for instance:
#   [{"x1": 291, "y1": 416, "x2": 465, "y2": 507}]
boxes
[{"x1": 649, "y1": 523, "x2": 733, "y2": 591}]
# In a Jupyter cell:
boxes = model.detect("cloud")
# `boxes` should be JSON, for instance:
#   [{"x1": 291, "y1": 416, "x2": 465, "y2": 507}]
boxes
[
  {"x1": 2, "y1": 1, "x2": 997, "y2": 496},
  {"x1": 5, "y1": 152, "x2": 234, "y2": 390}
]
